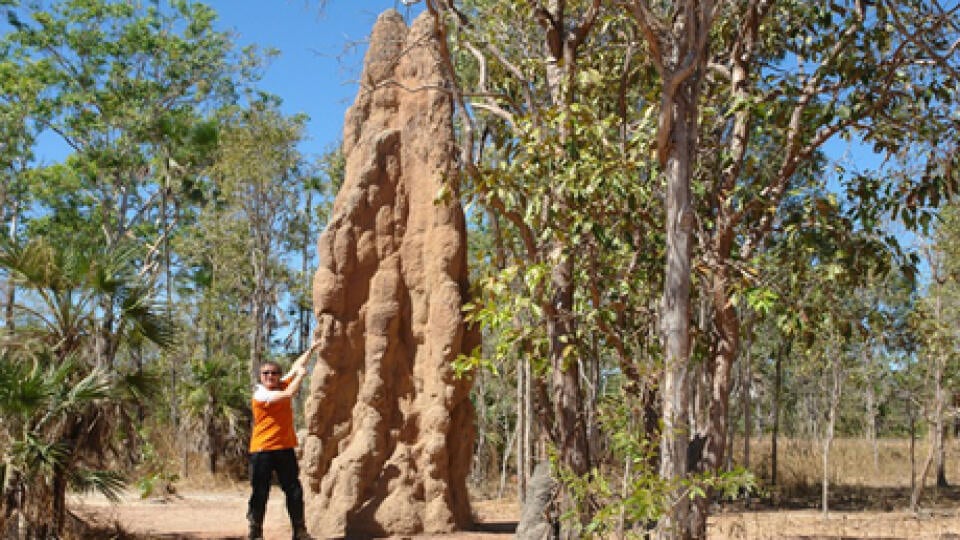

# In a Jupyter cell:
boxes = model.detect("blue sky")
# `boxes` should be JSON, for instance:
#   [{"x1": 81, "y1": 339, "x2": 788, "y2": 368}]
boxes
[
  {"x1": 27, "y1": 1, "x2": 422, "y2": 163},
  {"x1": 27, "y1": 1, "x2": 888, "y2": 179},
  {"x1": 203, "y1": 1, "x2": 424, "y2": 160}
]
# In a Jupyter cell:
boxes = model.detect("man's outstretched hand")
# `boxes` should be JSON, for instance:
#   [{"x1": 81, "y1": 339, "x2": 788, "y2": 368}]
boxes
[{"x1": 291, "y1": 342, "x2": 321, "y2": 374}]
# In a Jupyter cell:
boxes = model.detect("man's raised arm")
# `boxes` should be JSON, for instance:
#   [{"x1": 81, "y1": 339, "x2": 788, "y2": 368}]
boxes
[{"x1": 288, "y1": 341, "x2": 320, "y2": 375}]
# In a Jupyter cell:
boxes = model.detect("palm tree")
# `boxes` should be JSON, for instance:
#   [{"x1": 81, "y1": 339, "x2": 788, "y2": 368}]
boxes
[
  {"x1": 0, "y1": 237, "x2": 174, "y2": 537},
  {"x1": 180, "y1": 354, "x2": 249, "y2": 475}
]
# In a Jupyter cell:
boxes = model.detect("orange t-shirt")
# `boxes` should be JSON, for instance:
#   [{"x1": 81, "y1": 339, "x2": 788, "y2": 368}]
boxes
[{"x1": 249, "y1": 380, "x2": 298, "y2": 452}]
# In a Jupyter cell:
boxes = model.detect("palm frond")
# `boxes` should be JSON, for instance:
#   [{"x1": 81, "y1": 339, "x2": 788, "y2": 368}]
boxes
[
  {"x1": 68, "y1": 468, "x2": 127, "y2": 502},
  {"x1": 35, "y1": 359, "x2": 108, "y2": 430},
  {"x1": 47, "y1": 354, "x2": 82, "y2": 388},
  {"x1": 86, "y1": 245, "x2": 131, "y2": 296},
  {"x1": 119, "y1": 289, "x2": 179, "y2": 349},
  {"x1": 11, "y1": 434, "x2": 70, "y2": 476},
  {"x1": 0, "y1": 237, "x2": 61, "y2": 290},
  {"x1": 115, "y1": 369, "x2": 163, "y2": 403},
  {"x1": 66, "y1": 369, "x2": 111, "y2": 404},
  {"x1": 184, "y1": 386, "x2": 209, "y2": 412},
  {"x1": 0, "y1": 355, "x2": 50, "y2": 422}
]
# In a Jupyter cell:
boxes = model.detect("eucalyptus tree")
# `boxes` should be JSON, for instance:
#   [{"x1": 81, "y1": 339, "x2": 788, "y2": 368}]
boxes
[
  {"x1": 851, "y1": 265, "x2": 916, "y2": 469},
  {"x1": 907, "y1": 269, "x2": 954, "y2": 507},
  {"x1": 162, "y1": 99, "x2": 307, "y2": 478},
  {"x1": 285, "y1": 145, "x2": 341, "y2": 353},
  {"x1": 802, "y1": 283, "x2": 850, "y2": 518},
  {"x1": 3, "y1": 0, "x2": 252, "y2": 250},
  {"x1": 427, "y1": 3, "x2": 669, "y2": 529},
  {"x1": 617, "y1": 1, "x2": 959, "y2": 535},
  {"x1": 187, "y1": 98, "x2": 310, "y2": 385},
  {"x1": 395, "y1": 0, "x2": 955, "y2": 534},
  {"x1": 0, "y1": 33, "x2": 46, "y2": 331},
  {"x1": 800, "y1": 247, "x2": 883, "y2": 517},
  {"x1": 908, "y1": 206, "x2": 960, "y2": 505},
  {"x1": 2, "y1": 0, "x2": 260, "y2": 369},
  {"x1": 614, "y1": 6, "x2": 711, "y2": 532},
  {"x1": 172, "y1": 220, "x2": 254, "y2": 475},
  {"x1": 740, "y1": 288, "x2": 791, "y2": 486},
  {"x1": 752, "y1": 184, "x2": 900, "y2": 514}
]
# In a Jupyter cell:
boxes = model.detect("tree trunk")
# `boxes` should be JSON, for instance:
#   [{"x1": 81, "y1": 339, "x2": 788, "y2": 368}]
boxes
[
  {"x1": 725, "y1": 407, "x2": 735, "y2": 472},
  {"x1": 658, "y1": 88, "x2": 697, "y2": 539},
  {"x1": 499, "y1": 422, "x2": 518, "y2": 498},
  {"x1": 742, "y1": 324, "x2": 752, "y2": 470},
  {"x1": 619, "y1": 455, "x2": 631, "y2": 537},
  {"x1": 935, "y1": 294, "x2": 948, "y2": 489},
  {"x1": 821, "y1": 350, "x2": 842, "y2": 517},
  {"x1": 909, "y1": 398, "x2": 917, "y2": 508},
  {"x1": 546, "y1": 250, "x2": 592, "y2": 525},
  {"x1": 771, "y1": 344, "x2": 783, "y2": 486},
  {"x1": 864, "y1": 369, "x2": 879, "y2": 471},
  {"x1": 206, "y1": 399, "x2": 219, "y2": 474},
  {"x1": 912, "y1": 425, "x2": 936, "y2": 511},
  {"x1": 523, "y1": 355, "x2": 534, "y2": 501},
  {"x1": 475, "y1": 370, "x2": 488, "y2": 485},
  {"x1": 52, "y1": 465, "x2": 67, "y2": 536},
  {"x1": 912, "y1": 347, "x2": 947, "y2": 505},
  {"x1": 3, "y1": 198, "x2": 18, "y2": 331},
  {"x1": 300, "y1": 189, "x2": 313, "y2": 352},
  {"x1": 692, "y1": 297, "x2": 711, "y2": 435},
  {"x1": 693, "y1": 265, "x2": 739, "y2": 534},
  {"x1": 250, "y1": 295, "x2": 265, "y2": 384},
  {"x1": 821, "y1": 424, "x2": 833, "y2": 517},
  {"x1": 539, "y1": 3, "x2": 595, "y2": 526},
  {"x1": 517, "y1": 355, "x2": 528, "y2": 502},
  {"x1": 937, "y1": 422, "x2": 949, "y2": 489}
]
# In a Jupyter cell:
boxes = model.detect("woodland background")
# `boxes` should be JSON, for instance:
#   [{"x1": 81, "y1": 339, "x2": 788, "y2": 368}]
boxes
[{"x1": 1, "y1": 0, "x2": 959, "y2": 538}]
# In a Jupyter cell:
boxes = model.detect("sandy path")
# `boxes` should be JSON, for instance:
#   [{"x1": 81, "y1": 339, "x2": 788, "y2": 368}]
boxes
[
  {"x1": 72, "y1": 488, "x2": 960, "y2": 539},
  {"x1": 71, "y1": 489, "x2": 518, "y2": 540}
]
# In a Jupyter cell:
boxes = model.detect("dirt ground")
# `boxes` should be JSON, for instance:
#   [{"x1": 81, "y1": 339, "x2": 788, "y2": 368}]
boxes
[
  {"x1": 69, "y1": 438, "x2": 960, "y2": 538},
  {"x1": 71, "y1": 486, "x2": 960, "y2": 539},
  {"x1": 70, "y1": 488, "x2": 519, "y2": 540},
  {"x1": 709, "y1": 508, "x2": 960, "y2": 539}
]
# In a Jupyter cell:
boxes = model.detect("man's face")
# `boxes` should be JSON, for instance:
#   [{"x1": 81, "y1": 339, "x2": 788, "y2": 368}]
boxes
[{"x1": 259, "y1": 365, "x2": 282, "y2": 390}]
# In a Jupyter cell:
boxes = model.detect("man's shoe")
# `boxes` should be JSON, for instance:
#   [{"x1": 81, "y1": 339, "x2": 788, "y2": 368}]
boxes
[
  {"x1": 292, "y1": 523, "x2": 312, "y2": 540},
  {"x1": 248, "y1": 524, "x2": 264, "y2": 540}
]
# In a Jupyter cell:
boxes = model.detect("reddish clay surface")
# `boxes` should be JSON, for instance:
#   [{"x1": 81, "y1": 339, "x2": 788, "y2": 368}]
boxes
[
  {"x1": 71, "y1": 490, "x2": 518, "y2": 539},
  {"x1": 72, "y1": 488, "x2": 960, "y2": 539}
]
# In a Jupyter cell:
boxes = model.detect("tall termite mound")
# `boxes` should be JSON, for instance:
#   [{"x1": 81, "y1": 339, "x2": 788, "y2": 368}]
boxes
[{"x1": 301, "y1": 9, "x2": 477, "y2": 538}]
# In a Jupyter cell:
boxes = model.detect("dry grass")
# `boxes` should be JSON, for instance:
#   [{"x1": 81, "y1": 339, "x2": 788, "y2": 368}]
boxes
[
  {"x1": 709, "y1": 509, "x2": 960, "y2": 539},
  {"x1": 730, "y1": 437, "x2": 960, "y2": 508},
  {"x1": 739, "y1": 437, "x2": 955, "y2": 488},
  {"x1": 708, "y1": 437, "x2": 960, "y2": 538}
]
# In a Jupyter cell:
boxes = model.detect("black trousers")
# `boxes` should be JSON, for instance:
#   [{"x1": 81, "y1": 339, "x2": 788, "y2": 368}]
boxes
[{"x1": 247, "y1": 448, "x2": 305, "y2": 529}]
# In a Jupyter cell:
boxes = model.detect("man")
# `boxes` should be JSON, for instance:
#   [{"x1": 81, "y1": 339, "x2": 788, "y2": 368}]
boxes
[{"x1": 247, "y1": 344, "x2": 318, "y2": 540}]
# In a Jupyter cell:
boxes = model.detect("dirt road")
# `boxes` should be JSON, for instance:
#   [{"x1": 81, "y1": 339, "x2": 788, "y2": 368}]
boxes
[
  {"x1": 72, "y1": 488, "x2": 960, "y2": 539},
  {"x1": 71, "y1": 489, "x2": 518, "y2": 540}
]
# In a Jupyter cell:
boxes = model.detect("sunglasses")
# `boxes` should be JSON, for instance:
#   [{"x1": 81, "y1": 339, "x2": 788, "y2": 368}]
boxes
[{"x1": 260, "y1": 370, "x2": 280, "y2": 376}]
